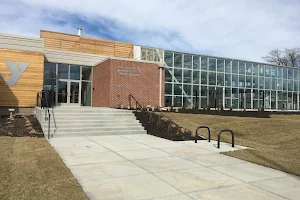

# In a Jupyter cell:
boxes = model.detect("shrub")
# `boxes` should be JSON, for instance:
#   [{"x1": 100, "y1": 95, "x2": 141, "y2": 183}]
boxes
[
  {"x1": 182, "y1": 104, "x2": 187, "y2": 111},
  {"x1": 170, "y1": 105, "x2": 174, "y2": 112},
  {"x1": 220, "y1": 104, "x2": 224, "y2": 111},
  {"x1": 260, "y1": 106, "x2": 265, "y2": 112},
  {"x1": 243, "y1": 108, "x2": 246, "y2": 112},
  {"x1": 194, "y1": 104, "x2": 199, "y2": 110}
]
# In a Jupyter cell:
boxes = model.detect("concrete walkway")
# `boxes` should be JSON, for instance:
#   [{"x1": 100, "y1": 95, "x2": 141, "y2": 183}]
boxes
[{"x1": 49, "y1": 134, "x2": 300, "y2": 200}]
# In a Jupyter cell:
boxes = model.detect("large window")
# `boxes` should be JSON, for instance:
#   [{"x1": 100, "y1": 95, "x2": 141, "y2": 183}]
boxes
[
  {"x1": 43, "y1": 63, "x2": 92, "y2": 106},
  {"x1": 141, "y1": 47, "x2": 162, "y2": 62},
  {"x1": 44, "y1": 63, "x2": 56, "y2": 91},
  {"x1": 163, "y1": 50, "x2": 299, "y2": 110}
]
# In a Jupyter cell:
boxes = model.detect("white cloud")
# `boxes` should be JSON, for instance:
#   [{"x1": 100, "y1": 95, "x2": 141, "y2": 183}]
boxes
[{"x1": 1, "y1": 0, "x2": 300, "y2": 62}]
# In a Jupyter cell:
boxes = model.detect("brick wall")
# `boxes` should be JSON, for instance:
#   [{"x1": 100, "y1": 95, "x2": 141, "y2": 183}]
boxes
[
  {"x1": 92, "y1": 58, "x2": 164, "y2": 108},
  {"x1": 92, "y1": 59, "x2": 111, "y2": 107}
]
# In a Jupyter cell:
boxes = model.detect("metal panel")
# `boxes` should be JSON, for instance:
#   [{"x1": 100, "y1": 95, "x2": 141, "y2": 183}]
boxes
[
  {"x1": 44, "y1": 49, "x2": 108, "y2": 66},
  {"x1": 0, "y1": 33, "x2": 44, "y2": 53}
]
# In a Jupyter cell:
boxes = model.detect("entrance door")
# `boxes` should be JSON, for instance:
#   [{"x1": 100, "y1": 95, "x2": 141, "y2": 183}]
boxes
[
  {"x1": 57, "y1": 80, "x2": 80, "y2": 106},
  {"x1": 69, "y1": 81, "x2": 80, "y2": 106},
  {"x1": 57, "y1": 80, "x2": 68, "y2": 106}
]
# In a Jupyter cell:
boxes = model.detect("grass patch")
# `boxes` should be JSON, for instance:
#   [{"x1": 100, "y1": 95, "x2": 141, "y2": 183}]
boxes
[
  {"x1": 161, "y1": 112, "x2": 300, "y2": 176},
  {"x1": 0, "y1": 137, "x2": 88, "y2": 200}
]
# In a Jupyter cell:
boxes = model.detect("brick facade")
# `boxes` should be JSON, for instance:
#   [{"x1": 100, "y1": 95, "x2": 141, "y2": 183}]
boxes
[{"x1": 93, "y1": 58, "x2": 164, "y2": 108}]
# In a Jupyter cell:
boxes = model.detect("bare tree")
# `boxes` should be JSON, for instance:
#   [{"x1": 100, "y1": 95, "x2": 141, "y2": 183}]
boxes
[{"x1": 262, "y1": 48, "x2": 300, "y2": 68}]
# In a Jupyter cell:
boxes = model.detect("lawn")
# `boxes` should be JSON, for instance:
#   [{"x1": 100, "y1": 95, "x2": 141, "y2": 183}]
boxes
[
  {"x1": 0, "y1": 137, "x2": 88, "y2": 200},
  {"x1": 161, "y1": 112, "x2": 300, "y2": 176}
]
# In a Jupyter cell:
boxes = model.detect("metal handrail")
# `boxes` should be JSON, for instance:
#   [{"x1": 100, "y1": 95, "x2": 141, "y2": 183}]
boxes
[
  {"x1": 195, "y1": 126, "x2": 211, "y2": 143},
  {"x1": 44, "y1": 91, "x2": 51, "y2": 139},
  {"x1": 37, "y1": 90, "x2": 56, "y2": 139},
  {"x1": 51, "y1": 109, "x2": 57, "y2": 136},
  {"x1": 128, "y1": 94, "x2": 142, "y2": 112},
  {"x1": 217, "y1": 129, "x2": 235, "y2": 148}
]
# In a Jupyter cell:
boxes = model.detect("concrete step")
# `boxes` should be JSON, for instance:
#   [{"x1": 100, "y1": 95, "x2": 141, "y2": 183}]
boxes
[
  {"x1": 44, "y1": 121, "x2": 141, "y2": 127},
  {"x1": 51, "y1": 109, "x2": 133, "y2": 113},
  {"x1": 37, "y1": 107, "x2": 146, "y2": 138},
  {"x1": 43, "y1": 119, "x2": 140, "y2": 125},
  {"x1": 48, "y1": 113, "x2": 135, "y2": 117},
  {"x1": 43, "y1": 115, "x2": 137, "y2": 120},
  {"x1": 50, "y1": 130, "x2": 147, "y2": 137},
  {"x1": 44, "y1": 123, "x2": 142, "y2": 129},
  {"x1": 47, "y1": 126, "x2": 145, "y2": 133}
]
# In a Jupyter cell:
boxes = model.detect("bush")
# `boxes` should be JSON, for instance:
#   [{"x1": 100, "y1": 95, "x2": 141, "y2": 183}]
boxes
[
  {"x1": 194, "y1": 104, "x2": 199, "y2": 110},
  {"x1": 229, "y1": 107, "x2": 233, "y2": 112},
  {"x1": 260, "y1": 106, "x2": 265, "y2": 112},
  {"x1": 243, "y1": 108, "x2": 246, "y2": 112},
  {"x1": 218, "y1": 104, "x2": 224, "y2": 112},
  {"x1": 170, "y1": 105, "x2": 174, "y2": 112}
]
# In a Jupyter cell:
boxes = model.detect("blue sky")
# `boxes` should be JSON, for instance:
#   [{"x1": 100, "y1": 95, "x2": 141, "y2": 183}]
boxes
[{"x1": 1, "y1": 0, "x2": 300, "y2": 62}]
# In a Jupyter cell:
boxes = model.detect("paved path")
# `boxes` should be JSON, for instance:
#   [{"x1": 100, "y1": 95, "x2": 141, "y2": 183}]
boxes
[{"x1": 49, "y1": 134, "x2": 300, "y2": 200}]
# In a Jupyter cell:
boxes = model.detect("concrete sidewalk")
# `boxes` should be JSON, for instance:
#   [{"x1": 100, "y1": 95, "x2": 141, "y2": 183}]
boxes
[{"x1": 49, "y1": 134, "x2": 300, "y2": 200}]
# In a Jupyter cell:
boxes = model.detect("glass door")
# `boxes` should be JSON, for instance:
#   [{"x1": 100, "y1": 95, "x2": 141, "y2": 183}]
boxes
[
  {"x1": 57, "y1": 80, "x2": 80, "y2": 106},
  {"x1": 69, "y1": 81, "x2": 80, "y2": 106},
  {"x1": 57, "y1": 80, "x2": 68, "y2": 106},
  {"x1": 55, "y1": 64, "x2": 91, "y2": 107}
]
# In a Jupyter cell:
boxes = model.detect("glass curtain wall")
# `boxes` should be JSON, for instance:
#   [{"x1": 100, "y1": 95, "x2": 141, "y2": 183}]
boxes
[
  {"x1": 43, "y1": 63, "x2": 92, "y2": 106},
  {"x1": 164, "y1": 51, "x2": 300, "y2": 111}
]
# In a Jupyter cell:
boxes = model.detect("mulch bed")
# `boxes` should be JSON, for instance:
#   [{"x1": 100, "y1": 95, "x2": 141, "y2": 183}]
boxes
[{"x1": 0, "y1": 115, "x2": 43, "y2": 137}]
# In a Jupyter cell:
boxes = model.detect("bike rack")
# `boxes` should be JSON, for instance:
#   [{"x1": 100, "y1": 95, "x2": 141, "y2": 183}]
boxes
[
  {"x1": 217, "y1": 129, "x2": 234, "y2": 148},
  {"x1": 195, "y1": 126, "x2": 211, "y2": 143}
]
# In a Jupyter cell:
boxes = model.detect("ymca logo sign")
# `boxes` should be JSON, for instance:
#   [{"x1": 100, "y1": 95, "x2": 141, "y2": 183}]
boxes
[{"x1": 0, "y1": 61, "x2": 29, "y2": 86}]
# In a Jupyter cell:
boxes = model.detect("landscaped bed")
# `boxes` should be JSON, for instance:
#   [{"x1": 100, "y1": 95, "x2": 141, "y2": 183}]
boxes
[
  {"x1": 0, "y1": 115, "x2": 88, "y2": 200},
  {"x1": 0, "y1": 115, "x2": 43, "y2": 137},
  {"x1": 161, "y1": 112, "x2": 300, "y2": 176}
]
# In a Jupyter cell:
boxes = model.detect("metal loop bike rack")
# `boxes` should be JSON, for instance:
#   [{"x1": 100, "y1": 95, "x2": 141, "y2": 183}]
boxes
[
  {"x1": 217, "y1": 129, "x2": 234, "y2": 148},
  {"x1": 195, "y1": 126, "x2": 211, "y2": 143}
]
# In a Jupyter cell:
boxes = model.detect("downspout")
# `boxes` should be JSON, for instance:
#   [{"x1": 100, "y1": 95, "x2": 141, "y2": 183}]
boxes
[
  {"x1": 158, "y1": 49, "x2": 164, "y2": 108},
  {"x1": 159, "y1": 67, "x2": 162, "y2": 107}
]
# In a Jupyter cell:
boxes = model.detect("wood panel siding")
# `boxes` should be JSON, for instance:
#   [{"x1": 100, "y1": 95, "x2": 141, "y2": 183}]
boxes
[
  {"x1": 0, "y1": 49, "x2": 44, "y2": 107},
  {"x1": 41, "y1": 30, "x2": 134, "y2": 59}
]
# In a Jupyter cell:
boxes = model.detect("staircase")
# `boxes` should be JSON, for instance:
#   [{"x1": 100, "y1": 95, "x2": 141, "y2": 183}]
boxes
[{"x1": 38, "y1": 107, "x2": 146, "y2": 138}]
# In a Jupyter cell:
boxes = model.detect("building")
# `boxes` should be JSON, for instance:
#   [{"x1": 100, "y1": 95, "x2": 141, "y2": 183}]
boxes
[{"x1": 0, "y1": 29, "x2": 299, "y2": 114}]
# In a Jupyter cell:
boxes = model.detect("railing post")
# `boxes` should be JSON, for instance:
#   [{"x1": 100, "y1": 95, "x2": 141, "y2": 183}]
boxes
[{"x1": 48, "y1": 109, "x2": 51, "y2": 139}]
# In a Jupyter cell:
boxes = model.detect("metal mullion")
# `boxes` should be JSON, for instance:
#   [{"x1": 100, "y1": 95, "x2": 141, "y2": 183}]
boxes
[
  {"x1": 191, "y1": 55, "x2": 193, "y2": 107},
  {"x1": 230, "y1": 60, "x2": 232, "y2": 108},
  {"x1": 199, "y1": 56, "x2": 201, "y2": 107},
  {"x1": 171, "y1": 53, "x2": 174, "y2": 106},
  {"x1": 79, "y1": 66, "x2": 82, "y2": 106},
  {"x1": 56, "y1": 63, "x2": 58, "y2": 106},
  {"x1": 181, "y1": 54, "x2": 184, "y2": 107}
]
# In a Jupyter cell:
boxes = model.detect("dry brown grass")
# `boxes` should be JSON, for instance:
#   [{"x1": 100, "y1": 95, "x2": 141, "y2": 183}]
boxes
[
  {"x1": 161, "y1": 112, "x2": 300, "y2": 176},
  {"x1": 0, "y1": 137, "x2": 88, "y2": 200}
]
